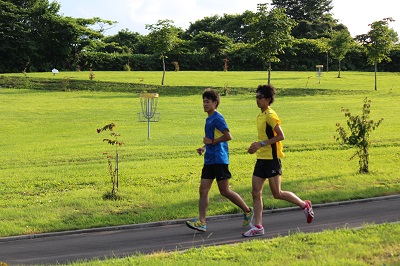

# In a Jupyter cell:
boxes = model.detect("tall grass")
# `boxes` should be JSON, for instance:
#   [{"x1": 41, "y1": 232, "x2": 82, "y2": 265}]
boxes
[{"x1": 0, "y1": 71, "x2": 399, "y2": 237}]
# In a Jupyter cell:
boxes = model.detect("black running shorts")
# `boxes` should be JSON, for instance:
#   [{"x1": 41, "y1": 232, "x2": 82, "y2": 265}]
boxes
[
  {"x1": 201, "y1": 164, "x2": 232, "y2": 181},
  {"x1": 252, "y1": 159, "x2": 282, "y2": 179}
]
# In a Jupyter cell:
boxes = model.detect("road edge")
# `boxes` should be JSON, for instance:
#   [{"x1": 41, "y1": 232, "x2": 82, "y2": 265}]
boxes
[{"x1": 1, "y1": 194, "x2": 399, "y2": 242}]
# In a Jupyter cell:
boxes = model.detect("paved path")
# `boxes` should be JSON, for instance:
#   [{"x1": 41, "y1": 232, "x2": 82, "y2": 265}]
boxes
[{"x1": 1, "y1": 195, "x2": 399, "y2": 265}]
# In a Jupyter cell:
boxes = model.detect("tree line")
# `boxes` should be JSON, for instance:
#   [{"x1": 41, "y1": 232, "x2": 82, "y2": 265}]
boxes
[{"x1": 1, "y1": 0, "x2": 398, "y2": 79}]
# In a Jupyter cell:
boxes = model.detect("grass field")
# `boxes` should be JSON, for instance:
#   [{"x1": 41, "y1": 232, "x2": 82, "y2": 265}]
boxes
[
  {"x1": 0, "y1": 70, "x2": 399, "y2": 265},
  {"x1": 4, "y1": 70, "x2": 400, "y2": 92}
]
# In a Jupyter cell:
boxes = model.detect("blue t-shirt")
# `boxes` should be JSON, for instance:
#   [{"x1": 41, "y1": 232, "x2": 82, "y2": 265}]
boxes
[{"x1": 204, "y1": 111, "x2": 229, "y2": 165}]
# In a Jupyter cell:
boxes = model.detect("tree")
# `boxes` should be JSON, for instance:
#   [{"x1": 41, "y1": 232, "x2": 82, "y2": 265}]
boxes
[
  {"x1": 185, "y1": 12, "x2": 253, "y2": 43},
  {"x1": 335, "y1": 98, "x2": 383, "y2": 174},
  {"x1": 191, "y1": 31, "x2": 231, "y2": 55},
  {"x1": 0, "y1": 0, "x2": 31, "y2": 72},
  {"x1": 145, "y1": 19, "x2": 181, "y2": 85},
  {"x1": 103, "y1": 29, "x2": 145, "y2": 54},
  {"x1": 0, "y1": 0, "x2": 115, "y2": 72},
  {"x1": 329, "y1": 29, "x2": 354, "y2": 78},
  {"x1": 97, "y1": 123, "x2": 125, "y2": 200},
  {"x1": 272, "y1": 0, "x2": 338, "y2": 39},
  {"x1": 271, "y1": 0, "x2": 333, "y2": 22},
  {"x1": 245, "y1": 4, "x2": 296, "y2": 84},
  {"x1": 317, "y1": 37, "x2": 331, "y2": 71},
  {"x1": 356, "y1": 18, "x2": 398, "y2": 90}
]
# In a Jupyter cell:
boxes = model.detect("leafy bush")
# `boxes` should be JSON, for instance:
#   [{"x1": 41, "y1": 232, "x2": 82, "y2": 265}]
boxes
[{"x1": 335, "y1": 98, "x2": 384, "y2": 173}]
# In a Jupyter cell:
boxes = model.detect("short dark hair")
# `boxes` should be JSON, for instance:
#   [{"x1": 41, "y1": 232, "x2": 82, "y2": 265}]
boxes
[
  {"x1": 202, "y1": 88, "x2": 220, "y2": 108},
  {"x1": 256, "y1": 85, "x2": 276, "y2": 104}
]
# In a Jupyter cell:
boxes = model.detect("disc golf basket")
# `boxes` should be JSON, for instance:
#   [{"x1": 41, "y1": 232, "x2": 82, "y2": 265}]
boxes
[
  {"x1": 316, "y1": 65, "x2": 324, "y2": 84},
  {"x1": 138, "y1": 93, "x2": 160, "y2": 139}
]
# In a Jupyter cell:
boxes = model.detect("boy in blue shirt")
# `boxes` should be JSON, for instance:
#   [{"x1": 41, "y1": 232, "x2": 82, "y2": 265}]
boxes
[{"x1": 186, "y1": 89, "x2": 253, "y2": 232}]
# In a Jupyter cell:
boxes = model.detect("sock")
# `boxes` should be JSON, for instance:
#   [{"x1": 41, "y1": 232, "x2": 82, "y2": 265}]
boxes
[{"x1": 255, "y1": 224, "x2": 263, "y2": 229}]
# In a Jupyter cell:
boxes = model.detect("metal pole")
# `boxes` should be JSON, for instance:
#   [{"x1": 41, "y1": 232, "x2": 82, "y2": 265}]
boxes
[
  {"x1": 318, "y1": 69, "x2": 321, "y2": 84},
  {"x1": 140, "y1": 93, "x2": 158, "y2": 140},
  {"x1": 147, "y1": 98, "x2": 151, "y2": 139}
]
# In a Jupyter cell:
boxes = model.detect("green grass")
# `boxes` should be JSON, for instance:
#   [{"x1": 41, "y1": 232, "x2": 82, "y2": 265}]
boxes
[
  {"x1": 0, "y1": 71, "x2": 399, "y2": 265},
  {"x1": 3, "y1": 70, "x2": 400, "y2": 92}
]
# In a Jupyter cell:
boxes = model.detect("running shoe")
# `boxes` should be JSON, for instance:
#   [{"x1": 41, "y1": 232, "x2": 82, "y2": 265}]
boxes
[
  {"x1": 303, "y1": 200, "x2": 314, "y2": 223},
  {"x1": 186, "y1": 219, "x2": 206, "y2": 232},
  {"x1": 242, "y1": 207, "x2": 254, "y2": 227},
  {"x1": 242, "y1": 225, "x2": 264, "y2": 237}
]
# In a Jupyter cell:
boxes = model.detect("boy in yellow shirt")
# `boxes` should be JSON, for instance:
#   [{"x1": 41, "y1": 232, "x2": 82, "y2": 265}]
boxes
[{"x1": 242, "y1": 85, "x2": 314, "y2": 237}]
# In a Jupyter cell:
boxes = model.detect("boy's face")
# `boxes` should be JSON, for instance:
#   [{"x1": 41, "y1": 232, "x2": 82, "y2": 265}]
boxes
[
  {"x1": 256, "y1": 92, "x2": 269, "y2": 110},
  {"x1": 203, "y1": 97, "x2": 217, "y2": 113}
]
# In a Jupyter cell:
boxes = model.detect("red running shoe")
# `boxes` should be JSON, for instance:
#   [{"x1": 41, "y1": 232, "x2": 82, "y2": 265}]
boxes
[{"x1": 303, "y1": 200, "x2": 314, "y2": 223}]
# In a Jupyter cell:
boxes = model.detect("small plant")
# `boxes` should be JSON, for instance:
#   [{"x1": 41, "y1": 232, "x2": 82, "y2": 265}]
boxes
[
  {"x1": 22, "y1": 61, "x2": 30, "y2": 77},
  {"x1": 223, "y1": 58, "x2": 229, "y2": 71},
  {"x1": 334, "y1": 98, "x2": 384, "y2": 173},
  {"x1": 89, "y1": 68, "x2": 95, "y2": 80},
  {"x1": 62, "y1": 76, "x2": 70, "y2": 91},
  {"x1": 97, "y1": 123, "x2": 125, "y2": 200},
  {"x1": 123, "y1": 63, "x2": 131, "y2": 71},
  {"x1": 172, "y1": 61, "x2": 179, "y2": 72}
]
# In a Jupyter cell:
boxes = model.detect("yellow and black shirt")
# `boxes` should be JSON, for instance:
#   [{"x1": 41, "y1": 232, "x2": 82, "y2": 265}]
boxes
[{"x1": 256, "y1": 107, "x2": 284, "y2": 160}]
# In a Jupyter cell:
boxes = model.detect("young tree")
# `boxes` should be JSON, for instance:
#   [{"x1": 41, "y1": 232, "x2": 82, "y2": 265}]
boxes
[
  {"x1": 356, "y1": 18, "x2": 398, "y2": 90},
  {"x1": 245, "y1": 4, "x2": 296, "y2": 84},
  {"x1": 335, "y1": 98, "x2": 383, "y2": 174},
  {"x1": 145, "y1": 19, "x2": 181, "y2": 85},
  {"x1": 329, "y1": 29, "x2": 354, "y2": 78},
  {"x1": 317, "y1": 37, "x2": 331, "y2": 72}
]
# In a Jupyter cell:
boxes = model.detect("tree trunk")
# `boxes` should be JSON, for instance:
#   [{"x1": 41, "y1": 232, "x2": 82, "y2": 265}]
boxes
[
  {"x1": 326, "y1": 51, "x2": 329, "y2": 72},
  {"x1": 374, "y1": 60, "x2": 377, "y2": 90},
  {"x1": 161, "y1": 55, "x2": 166, "y2": 85},
  {"x1": 337, "y1": 59, "x2": 341, "y2": 78},
  {"x1": 267, "y1": 59, "x2": 271, "y2": 85}
]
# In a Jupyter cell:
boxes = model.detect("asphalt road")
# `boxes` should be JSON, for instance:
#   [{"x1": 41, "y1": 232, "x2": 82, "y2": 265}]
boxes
[{"x1": 1, "y1": 195, "x2": 399, "y2": 265}]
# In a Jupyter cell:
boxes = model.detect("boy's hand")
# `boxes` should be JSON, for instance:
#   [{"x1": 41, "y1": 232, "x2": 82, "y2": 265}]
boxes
[
  {"x1": 197, "y1": 147, "x2": 205, "y2": 155},
  {"x1": 248, "y1": 142, "x2": 261, "y2": 154}
]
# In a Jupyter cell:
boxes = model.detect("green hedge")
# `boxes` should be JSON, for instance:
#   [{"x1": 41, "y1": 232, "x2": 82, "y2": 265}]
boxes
[
  {"x1": 4, "y1": 44, "x2": 399, "y2": 73},
  {"x1": 73, "y1": 47, "x2": 400, "y2": 72}
]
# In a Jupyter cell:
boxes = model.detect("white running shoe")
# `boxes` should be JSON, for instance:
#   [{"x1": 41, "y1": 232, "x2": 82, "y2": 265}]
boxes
[{"x1": 242, "y1": 225, "x2": 264, "y2": 237}]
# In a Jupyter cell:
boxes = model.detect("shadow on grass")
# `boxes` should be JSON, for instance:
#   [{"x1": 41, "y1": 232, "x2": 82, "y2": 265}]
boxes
[{"x1": 1, "y1": 76, "x2": 369, "y2": 98}]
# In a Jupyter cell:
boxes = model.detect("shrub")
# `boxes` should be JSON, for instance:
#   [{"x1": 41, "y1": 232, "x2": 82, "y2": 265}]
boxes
[{"x1": 335, "y1": 98, "x2": 384, "y2": 173}]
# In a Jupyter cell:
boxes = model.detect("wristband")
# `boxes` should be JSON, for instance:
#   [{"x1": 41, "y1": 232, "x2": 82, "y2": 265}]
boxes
[{"x1": 260, "y1": 141, "x2": 266, "y2": 147}]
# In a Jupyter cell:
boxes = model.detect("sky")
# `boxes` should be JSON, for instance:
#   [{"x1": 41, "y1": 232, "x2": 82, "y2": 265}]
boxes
[{"x1": 57, "y1": 0, "x2": 400, "y2": 38}]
